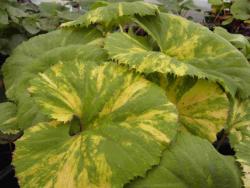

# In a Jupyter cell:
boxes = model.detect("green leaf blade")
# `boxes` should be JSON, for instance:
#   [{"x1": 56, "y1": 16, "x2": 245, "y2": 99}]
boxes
[
  {"x1": 105, "y1": 13, "x2": 250, "y2": 99},
  {"x1": 0, "y1": 102, "x2": 22, "y2": 143},
  {"x1": 164, "y1": 76, "x2": 229, "y2": 142},
  {"x1": 14, "y1": 61, "x2": 179, "y2": 187},
  {"x1": 227, "y1": 99, "x2": 250, "y2": 187},
  {"x1": 127, "y1": 133, "x2": 242, "y2": 188}
]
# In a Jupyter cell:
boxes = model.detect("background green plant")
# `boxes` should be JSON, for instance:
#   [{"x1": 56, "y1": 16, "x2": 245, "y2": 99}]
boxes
[{"x1": 0, "y1": 0, "x2": 81, "y2": 55}]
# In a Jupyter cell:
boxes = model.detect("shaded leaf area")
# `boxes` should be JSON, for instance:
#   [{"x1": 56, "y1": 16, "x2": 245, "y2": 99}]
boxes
[
  {"x1": 14, "y1": 61, "x2": 179, "y2": 187},
  {"x1": 61, "y1": 1, "x2": 159, "y2": 28},
  {"x1": 2, "y1": 27, "x2": 105, "y2": 130},
  {"x1": 227, "y1": 99, "x2": 250, "y2": 187},
  {"x1": 126, "y1": 133, "x2": 242, "y2": 188},
  {"x1": 105, "y1": 13, "x2": 250, "y2": 99},
  {"x1": 0, "y1": 102, "x2": 23, "y2": 144}
]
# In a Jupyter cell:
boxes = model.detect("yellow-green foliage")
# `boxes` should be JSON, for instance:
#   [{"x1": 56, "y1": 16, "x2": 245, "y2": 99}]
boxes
[{"x1": 0, "y1": 1, "x2": 249, "y2": 187}]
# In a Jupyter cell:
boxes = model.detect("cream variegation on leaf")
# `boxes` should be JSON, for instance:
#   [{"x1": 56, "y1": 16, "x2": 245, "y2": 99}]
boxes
[
  {"x1": 0, "y1": 1, "x2": 249, "y2": 187},
  {"x1": 14, "y1": 60, "x2": 179, "y2": 188},
  {"x1": 227, "y1": 99, "x2": 250, "y2": 187},
  {"x1": 105, "y1": 13, "x2": 250, "y2": 99}
]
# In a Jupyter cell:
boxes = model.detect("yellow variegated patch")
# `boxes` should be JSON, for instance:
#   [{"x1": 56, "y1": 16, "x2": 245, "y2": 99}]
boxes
[
  {"x1": 61, "y1": 1, "x2": 159, "y2": 28},
  {"x1": 14, "y1": 61, "x2": 179, "y2": 187},
  {"x1": 227, "y1": 99, "x2": 250, "y2": 187},
  {"x1": 105, "y1": 13, "x2": 250, "y2": 99},
  {"x1": 3, "y1": 27, "x2": 103, "y2": 101},
  {"x1": 2, "y1": 27, "x2": 105, "y2": 130},
  {"x1": 105, "y1": 32, "x2": 202, "y2": 77},
  {"x1": 160, "y1": 75, "x2": 229, "y2": 142}
]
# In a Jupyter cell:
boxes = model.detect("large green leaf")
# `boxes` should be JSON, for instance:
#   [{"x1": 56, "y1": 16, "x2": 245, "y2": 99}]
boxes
[
  {"x1": 61, "y1": 1, "x2": 159, "y2": 28},
  {"x1": 105, "y1": 13, "x2": 250, "y2": 99},
  {"x1": 2, "y1": 27, "x2": 102, "y2": 101},
  {"x1": 16, "y1": 42, "x2": 107, "y2": 130},
  {"x1": 127, "y1": 133, "x2": 242, "y2": 188},
  {"x1": 2, "y1": 27, "x2": 105, "y2": 130},
  {"x1": 231, "y1": 0, "x2": 250, "y2": 20},
  {"x1": 14, "y1": 61, "x2": 179, "y2": 187},
  {"x1": 161, "y1": 75, "x2": 229, "y2": 142},
  {"x1": 0, "y1": 102, "x2": 22, "y2": 143},
  {"x1": 105, "y1": 30, "x2": 230, "y2": 142},
  {"x1": 227, "y1": 99, "x2": 250, "y2": 187}
]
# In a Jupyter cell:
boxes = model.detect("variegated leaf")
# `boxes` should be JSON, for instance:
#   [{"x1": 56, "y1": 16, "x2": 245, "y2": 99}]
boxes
[
  {"x1": 15, "y1": 43, "x2": 107, "y2": 130},
  {"x1": 61, "y1": 1, "x2": 159, "y2": 28},
  {"x1": 0, "y1": 102, "x2": 22, "y2": 143},
  {"x1": 105, "y1": 32, "x2": 200, "y2": 76},
  {"x1": 127, "y1": 133, "x2": 242, "y2": 188},
  {"x1": 3, "y1": 27, "x2": 103, "y2": 101},
  {"x1": 2, "y1": 28, "x2": 105, "y2": 130},
  {"x1": 162, "y1": 75, "x2": 229, "y2": 142},
  {"x1": 227, "y1": 99, "x2": 250, "y2": 187},
  {"x1": 105, "y1": 31, "x2": 230, "y2": 142},
  {"x1": 105, "y1": 13, "x2": 250, "y2": 99},
  {"x1": 15, "y1": 61, "x2": 179, "y2": 187}
]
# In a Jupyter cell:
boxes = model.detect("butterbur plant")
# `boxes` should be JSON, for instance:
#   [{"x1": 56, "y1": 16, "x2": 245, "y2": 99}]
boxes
[{"x1": 0, "y1": 1, "x2": 250, "y2": 187}]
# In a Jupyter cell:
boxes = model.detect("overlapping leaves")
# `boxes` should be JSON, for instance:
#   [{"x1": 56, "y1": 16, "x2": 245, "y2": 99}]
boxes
[
  {"x1": 105, "y1": 13, "x2": 250, "y2": 99},
  {"x1": 0, "y1": 1, "x2": 250, "y2": 187},
  {"x1": 2, "y1": 27, "x2": 105, "y2": 130},
  {"x1": 159, "y1": 75, "x2": 229, "y2": 142}
]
